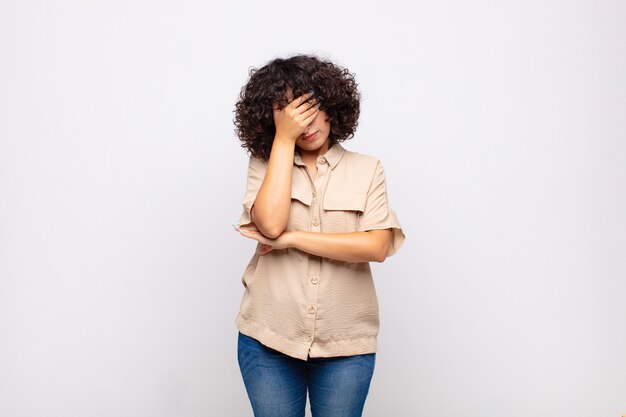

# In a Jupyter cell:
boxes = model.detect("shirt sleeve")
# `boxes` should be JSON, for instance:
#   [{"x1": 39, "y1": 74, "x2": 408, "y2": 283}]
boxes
[
  {"x1": 357, "y1": 160, "x2": 406, "y2": 256},
  {"x1": 238, "y1": 156, "x2": 266, "y2": 228}
]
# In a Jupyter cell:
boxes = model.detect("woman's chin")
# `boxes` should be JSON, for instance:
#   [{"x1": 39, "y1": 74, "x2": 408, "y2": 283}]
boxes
[{"x1": 297, "y1": 138, "x2": 329, "y2": 153}]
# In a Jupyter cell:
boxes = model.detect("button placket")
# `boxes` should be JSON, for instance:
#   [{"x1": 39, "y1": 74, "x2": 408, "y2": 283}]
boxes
[
  {"x1": 305, "y1": 256, "x2": 321, "y2": 346},
  {"x1": 304, "y1": 161, "x2": 328, "y2": 347}
]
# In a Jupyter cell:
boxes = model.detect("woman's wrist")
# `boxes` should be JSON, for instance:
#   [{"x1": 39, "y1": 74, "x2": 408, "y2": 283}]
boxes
[
  {"x1": 273, "y1": 132, "x2": 298, "y2": 145},
  {"x1": 283, "y1": 230, "x2": 298, "y2": 249}
]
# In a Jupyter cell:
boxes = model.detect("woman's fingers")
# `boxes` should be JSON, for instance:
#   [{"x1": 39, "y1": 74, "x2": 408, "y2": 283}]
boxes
[
  {"x1": 272, "y1": 91, "x2": 319, "y2": 141},
  {"x1": 237, "y1": 228, "x2": 276, "y2": 254},
  {"x1": 239, "y1": 228, "x2": 260, "y2": 240},
  {"x1": 258, "y1": 244, "x2": 274, "y2": 254},
  {"x1": 287, "y1": 102, "x2": 319, "y2": 130},
  {"x1": 290, "y1": 92, "x2": 315, "y2": 110},
  {"x1": 293, "y1": 99, "x2": 318, "y2": 119},
  {"x1": 300, "y1": 101, "x2": 321, "y2": 123},
  {"x1": 239, "y1": 228, "x2": 271, "y2": 245}
]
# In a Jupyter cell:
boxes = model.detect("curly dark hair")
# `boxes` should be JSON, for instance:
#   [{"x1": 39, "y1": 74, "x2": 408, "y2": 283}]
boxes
[{"x1": 234, "y1": 54, "x2": 361, "y2": 160}]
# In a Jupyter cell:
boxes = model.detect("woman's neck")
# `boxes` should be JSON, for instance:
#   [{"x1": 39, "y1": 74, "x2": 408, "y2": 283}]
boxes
[
  {"x1": 297, "y1": 143, "x2": 330, "y2": 166},
  {"x1": 298, "y1": 144, "x2": 331, "y2": 180}
]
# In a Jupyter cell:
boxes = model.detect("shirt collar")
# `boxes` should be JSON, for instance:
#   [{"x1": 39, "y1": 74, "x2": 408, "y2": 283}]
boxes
[{"x1": 294, "y1": 143, "x2": 345, "y2": 170}]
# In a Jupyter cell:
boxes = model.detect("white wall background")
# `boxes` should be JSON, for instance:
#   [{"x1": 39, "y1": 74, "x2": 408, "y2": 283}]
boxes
[{"x1": 1, "y1": 1, "x2": 625, "y2": 416}]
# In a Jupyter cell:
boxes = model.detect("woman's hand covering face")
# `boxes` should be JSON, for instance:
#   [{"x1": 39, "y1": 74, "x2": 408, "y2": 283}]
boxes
[{"x1": 272, "y1": 92, "x2": 320, "y2": 142}]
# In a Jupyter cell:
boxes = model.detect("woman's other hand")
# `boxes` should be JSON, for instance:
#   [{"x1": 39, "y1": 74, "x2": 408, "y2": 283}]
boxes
[
  {"x1": 272, "y1": 92, "x2": 320, "y2": 142},
  {"x1": 235, "y1": 225, "x2": 292, "y2": 255}
]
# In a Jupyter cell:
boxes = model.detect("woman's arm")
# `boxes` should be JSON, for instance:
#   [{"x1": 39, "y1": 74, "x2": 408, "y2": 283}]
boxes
[
  {"x1": 236, "y1": 227, "x2": 393, "y2": 263},
  {"x1": 250, "y1": 93, "x2": 319, "y2": 238},
  {"x1": 249, "y1": 139, "x2": 295, "y2": 238}
]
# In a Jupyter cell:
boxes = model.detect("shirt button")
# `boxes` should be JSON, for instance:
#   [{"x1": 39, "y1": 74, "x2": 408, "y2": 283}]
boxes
[
  {"x1": 306, "y1": 335, "x2": 313, "y2": 342},
  {"x1": 312, "y1": 191, "x2": 316, "y2": 197},
  {"x1": 312, "y1": 218, "x2": 320, "y2": 226},
  {"x1": 308, "y1": 305, "x2": 316, "y2": 314},
  {"x1": 319, "y1": 156, "x2": 326, "y2": 164},
  {"x1": 310, "y1": 276, "x2": 318, "y2": 285}
]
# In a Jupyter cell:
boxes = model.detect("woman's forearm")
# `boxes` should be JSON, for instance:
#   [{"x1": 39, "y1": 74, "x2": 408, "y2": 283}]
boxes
[
  {"x1": 251, "y1": 136, "x2": 295, "y2": 238},
  {"x1": 285, "y1": 229, "x2": 392, "y2": 263}
]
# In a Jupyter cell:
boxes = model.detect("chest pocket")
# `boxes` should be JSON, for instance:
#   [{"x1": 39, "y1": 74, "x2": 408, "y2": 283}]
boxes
[
  {"x1": 287, "y1": 187, "x2": 313, "y2": 231},
  {"x1": 322, "y1": 192, "x2": 367, "y2": 232}
]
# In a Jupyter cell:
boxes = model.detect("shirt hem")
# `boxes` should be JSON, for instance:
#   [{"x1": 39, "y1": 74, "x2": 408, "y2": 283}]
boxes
[{"x1": 236, "y1": 314, "x2": 378, "y2": 361}]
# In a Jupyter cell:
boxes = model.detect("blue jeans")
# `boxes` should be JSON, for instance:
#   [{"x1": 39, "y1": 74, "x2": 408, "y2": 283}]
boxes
[{"x1": 237, "y1": 331, "x2": 376, "y2": 417}]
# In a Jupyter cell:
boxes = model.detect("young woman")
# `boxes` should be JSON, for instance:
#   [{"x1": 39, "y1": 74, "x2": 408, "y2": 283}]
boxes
[{"x1": 232, "y1": 54, "x2": 405, "y2": 417}]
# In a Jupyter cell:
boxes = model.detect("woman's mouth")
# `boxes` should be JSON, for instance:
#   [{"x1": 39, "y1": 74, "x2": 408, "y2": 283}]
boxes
[{"x1": 302, "y1": 131, "x2": 318, "y2": 141}]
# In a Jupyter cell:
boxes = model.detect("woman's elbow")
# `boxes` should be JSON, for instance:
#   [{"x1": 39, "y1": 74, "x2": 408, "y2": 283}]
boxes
[
  {"x1": 253, "y1": 218, "x2": 285, "y2": 238},
  {"x1": 250, "y1": 207, "x2": 286, "y2": 238},
  {"x1": 372, "y1": 253, "x2": 387, "y2": 263},
  {"x1": 371, "y1": 230, "x2": 392, "y2": 263},
  {"x1": 259, "y1": 225, "x2": 285, "y2": 239},
  {"x1": 372, "y1": 246, "x2": 389, "y2": 263}
]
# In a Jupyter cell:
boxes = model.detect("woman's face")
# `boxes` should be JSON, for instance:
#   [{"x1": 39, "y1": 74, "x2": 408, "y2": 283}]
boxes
[
  {"x1": 280, "y1": 88, "x2": 332, "y2": 157},
  {"x1": 295, "y1": 108, "x2": 331, "y2": 156}
]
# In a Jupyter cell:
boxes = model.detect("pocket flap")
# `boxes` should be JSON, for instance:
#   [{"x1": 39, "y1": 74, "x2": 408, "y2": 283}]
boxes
[
  {"x1": 291, "y1": 187, "x2": 313, "y2": 206},
  {"x1": 291, "y1": 168, "x2": 313, "y2": 206},
  {"x1": 323, "y1": 193, "x2": 367, "y2": 212}
]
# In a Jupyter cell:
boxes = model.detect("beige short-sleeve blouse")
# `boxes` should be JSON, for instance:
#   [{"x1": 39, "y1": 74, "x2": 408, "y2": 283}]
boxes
[{"x1": 235, "y1": 144, "x2": 405, "y2": 360}]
